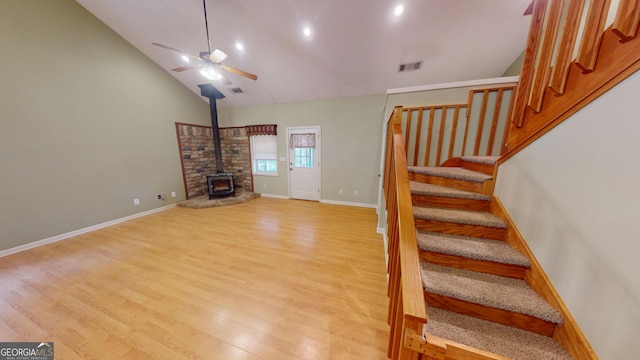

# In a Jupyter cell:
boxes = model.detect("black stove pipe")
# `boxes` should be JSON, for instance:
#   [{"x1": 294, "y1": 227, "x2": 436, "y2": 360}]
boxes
[{"x1": 197, "y1": 84, "x2": 226, "y2": 173}]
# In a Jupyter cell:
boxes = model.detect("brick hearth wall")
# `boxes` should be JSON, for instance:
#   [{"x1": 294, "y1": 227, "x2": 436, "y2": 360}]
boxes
[{"x1": 176, "y1": 123, "x2": 252, "y2": 198}]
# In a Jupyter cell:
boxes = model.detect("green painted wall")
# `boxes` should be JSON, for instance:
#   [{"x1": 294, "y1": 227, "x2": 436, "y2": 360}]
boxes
[
  {"x1": 0, "y1": 0, "x2": 211, "y2": 250},
  {"x1": 502, "y1": 50, "x2": 525, "y2": 76},
  {"x1": 218, "y1": 95, "x2": 387, "y2": 205}
]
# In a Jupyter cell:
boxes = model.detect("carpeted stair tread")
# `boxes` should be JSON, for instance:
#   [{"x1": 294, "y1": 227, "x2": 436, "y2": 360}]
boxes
[
  {"x1": 407, "y1": 166, "x2": 492, "y2": 183},
  {"x1": 460, "y1": 156, "x2": 500, "y2": 165},
  {"x1": 417, "y1": 231, "x2": 531, "y2": 267},
  {"x1": 410, "y1": 181, "x2": 491, "y2": 201},
  {"x1": 421, "y1": 263, "x2": 563, "y2": 324},
  {"x1": 413, "y1": 207, "x2": 507, "y2": 228},
  {"x1": 425, "y1": 307, "x2": 573, "y2": 360}
]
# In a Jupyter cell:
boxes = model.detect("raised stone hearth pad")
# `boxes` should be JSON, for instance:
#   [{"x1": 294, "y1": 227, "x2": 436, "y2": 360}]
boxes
[{"x1": 177, "y1": 189, "x2": 260, "y2": 209}]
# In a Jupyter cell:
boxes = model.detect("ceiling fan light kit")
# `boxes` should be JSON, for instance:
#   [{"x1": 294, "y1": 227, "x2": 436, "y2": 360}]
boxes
[
  {"x1": 152, "y1": 0, "x2": 257, "y2": 84},
  {"x1": 200, "y1": 67, "x2": 223, "y2": 81}
]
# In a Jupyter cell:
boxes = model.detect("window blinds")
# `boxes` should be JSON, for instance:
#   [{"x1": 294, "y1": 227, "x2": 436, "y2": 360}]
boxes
[{"x1": 252, "y1": 135, "x2": 277, "y2": 160}]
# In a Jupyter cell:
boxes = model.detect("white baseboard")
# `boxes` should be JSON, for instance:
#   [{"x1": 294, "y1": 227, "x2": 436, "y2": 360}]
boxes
[
  {"x1": 259, "y1": 193, "x2": 290, "y2": 199},
  {"x1": 0, "y1": 204, "x2": 176, "y2": 258},
  {"x1": 257, "y1": 194, "x2": 376, "y2": 210},
  {"x1": 319, "y1": 199, "x2": 377, "y2": 209}
]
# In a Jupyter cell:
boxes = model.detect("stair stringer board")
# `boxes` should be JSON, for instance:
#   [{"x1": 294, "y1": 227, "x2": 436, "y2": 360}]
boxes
[{"x1": 489, "y1": 196, "x2": 598, "y2": 360}]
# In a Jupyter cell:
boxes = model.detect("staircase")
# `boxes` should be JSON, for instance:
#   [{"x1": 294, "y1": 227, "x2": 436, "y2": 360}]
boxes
[
  {"x1": 384, "y1": 1, "x2": 640, "y2": 357},
  {"x1": 407, "y1": 156, "x2": 573, "y2": 359}
]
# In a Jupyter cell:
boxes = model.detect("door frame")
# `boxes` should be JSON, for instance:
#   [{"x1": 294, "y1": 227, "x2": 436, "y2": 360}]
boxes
[{"x1": 286, "y1": 126, "x2": 321, "y2": 200}]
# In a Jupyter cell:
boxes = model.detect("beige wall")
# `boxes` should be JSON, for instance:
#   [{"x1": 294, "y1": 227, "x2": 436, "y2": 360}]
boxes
[
  {"x1": 0, "y1": 0, "x2": 211, "y2": 250},
  {"x1": 218, "y1": 95, "x2": 386, "y2": 205},
  {"x1": 495, "y1": 70, "x2": 640, "y2": 359}
]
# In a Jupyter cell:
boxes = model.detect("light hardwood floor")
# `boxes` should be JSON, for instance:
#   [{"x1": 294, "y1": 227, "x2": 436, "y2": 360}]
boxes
[{"x1": 0, "y1": 198, "x2": 389, "y2": 359}]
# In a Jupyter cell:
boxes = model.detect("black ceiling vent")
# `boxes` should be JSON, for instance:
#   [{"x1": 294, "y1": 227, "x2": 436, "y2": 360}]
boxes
[
  {"x1": 398, "y1": 61, "x2": 423, "y2": 72},
  {"x1": 230, "y1": 87, "x2": 244, "y2": 94}
]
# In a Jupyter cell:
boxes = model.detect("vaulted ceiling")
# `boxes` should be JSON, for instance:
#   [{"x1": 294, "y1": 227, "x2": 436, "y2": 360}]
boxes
[{"x1": 75, "y1": 0, "x2": 531, "y2": 108}]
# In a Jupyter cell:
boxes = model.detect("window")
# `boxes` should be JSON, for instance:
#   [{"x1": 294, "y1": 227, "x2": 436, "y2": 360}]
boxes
[
  {"x1": 251, "y1": 135, "x2": 277, "y2": 176},
  {"x1": 294, "y1": 148, "x2": 314, "y2": 168}
]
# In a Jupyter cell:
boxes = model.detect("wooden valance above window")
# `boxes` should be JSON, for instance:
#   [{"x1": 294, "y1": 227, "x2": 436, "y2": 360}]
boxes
[{"x1": 245, "y1": 124, "x2": 277, "y2": 136}]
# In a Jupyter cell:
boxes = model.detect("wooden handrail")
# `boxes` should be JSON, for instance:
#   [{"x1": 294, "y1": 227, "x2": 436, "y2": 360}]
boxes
[
  {"x1": 405, "y1": 330, "x2": 511, "y2": 360},
  {"x1": 400, "y1": 86, "x2": 514, "y2": 167},
  {"x1": 385, "y1": 102, "x2": 545, "y2": 358},
  {"x1": 380, "y1": 2, "x2": 639, "y2": 357},
  {"x1": 392, "y1": 125, "x2": 427, "y2": 323},
  {"x1": 383, "y1": 106, "x2": 427, "y2": 359},
  {"x1": 505, "y1": 0, "x2": 640, "y2": 158}
]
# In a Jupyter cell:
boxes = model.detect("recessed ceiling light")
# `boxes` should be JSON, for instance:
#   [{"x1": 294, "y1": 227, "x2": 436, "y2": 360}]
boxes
[
  {"x1": 235, "y1": 42, "x2": 244, "y2": 51},
  {"x1": 394, "y1": 4, "x2": 404, "y2": 16},
  {"x1": 303, "y1": 27, "x2": 312, "y2": 37},
  {"x1": 181, "y1": 55, "x2": 190, "y2": 63}
]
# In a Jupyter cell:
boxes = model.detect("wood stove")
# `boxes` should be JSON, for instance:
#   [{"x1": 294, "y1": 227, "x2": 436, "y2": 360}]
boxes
[{"x1": 206, "y1": 173, "x2": 235, "y2": 198}]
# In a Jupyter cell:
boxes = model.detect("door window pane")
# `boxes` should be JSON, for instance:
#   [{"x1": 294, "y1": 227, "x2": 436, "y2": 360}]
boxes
[{"x1": 294, "y1": 148, "x2": 313, "y2": 168}]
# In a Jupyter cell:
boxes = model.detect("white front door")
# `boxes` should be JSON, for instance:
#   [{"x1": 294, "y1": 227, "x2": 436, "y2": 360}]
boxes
[{"x1": 288, "y1": 127, "x2": 320, "y2": 201}]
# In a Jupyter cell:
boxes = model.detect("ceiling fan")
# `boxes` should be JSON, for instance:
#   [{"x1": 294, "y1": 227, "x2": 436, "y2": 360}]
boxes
[{"x1": 152, "y1": 0, "x2": 257, "y2": 84}]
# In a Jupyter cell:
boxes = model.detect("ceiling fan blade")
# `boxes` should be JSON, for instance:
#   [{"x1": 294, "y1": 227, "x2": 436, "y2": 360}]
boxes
[
  {"x1": 209, "y1": 49, "x2": 228, "y2": 63},
  {"x1": 152, "y1": 43, "x2": 201, "y2": 61},
  {"x1": 172, "y1": 64, "x2": 203, "y2": 72},
  {"x1": 221, "y1": 65, "x2": 258, "y2": 81},
  {"x1": 524, "y1": 1, "x2": 534, "y2": 15}
]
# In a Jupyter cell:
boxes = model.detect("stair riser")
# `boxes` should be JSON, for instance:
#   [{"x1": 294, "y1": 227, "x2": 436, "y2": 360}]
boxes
[
  {"x1": 441, "y1": 157, "x2": 499, "y2": 175},
  {"x1": 459, "y1": 160, "x2": 495, "y2": 176},
  {"x1": 411, "y1": 194, "x2": 490, "y2": 212},
  {"x1": 424, "y1": 292, "x2": 556, "y2": 337},
  {"x1": 414, "y1": 219, "x2": 506, "y2": 240},
  {"x1": 419, "y1": 251, "x2": 526, "y2": 279},
  {"x1": 408, "y1": 172, "x2": 492, "y2": 195}
]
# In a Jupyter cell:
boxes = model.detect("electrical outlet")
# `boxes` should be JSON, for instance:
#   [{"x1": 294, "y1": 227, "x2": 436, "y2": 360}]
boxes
[
  {"x1": 339, "y1": 189, "x2": 343, "y2": 195},
  {"x1": 133, "y1": 198, "x2": 140, "y2": 205},
  {"x1": 171, "y1": 192, "x2": 176, "y2": 197},
  {"x1": 353, "y1": 190, "x2": 358, "y2": 196},
  {"x1": 157, "y1": 194, "x2": 165, "y2": 200}
]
